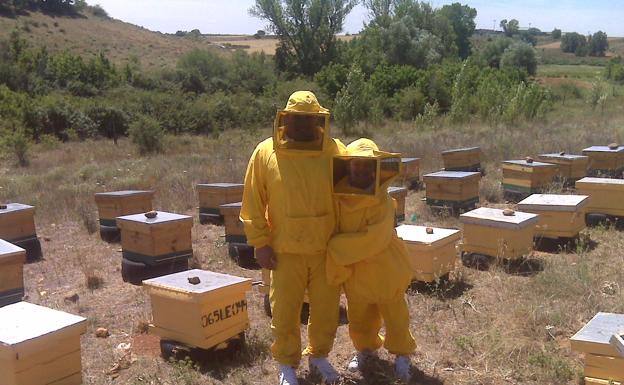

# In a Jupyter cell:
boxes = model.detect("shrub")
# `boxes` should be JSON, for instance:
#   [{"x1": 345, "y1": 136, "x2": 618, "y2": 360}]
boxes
[
  {"x1": 128, "y1": 115, "x2": 165, "y2": 154},
  {"x1": 392, "y1": 87, "x2": 425, "y2": 120},
  {"x1": 500, "y1": 42, "x2": 538, "y2": 76},
  {"x1": 90, "y1": 4, "x2": 109, "y2": 18},
  {"x1": 1, "y1": 127, "x2": 31, "y2": 166}
]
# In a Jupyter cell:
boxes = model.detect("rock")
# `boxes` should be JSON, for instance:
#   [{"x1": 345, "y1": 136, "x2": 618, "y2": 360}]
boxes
[
  {"x1": 188, "y1": 276, "x2": 201, "y2": 285},
  {"x1": 426, "y1": 227, "x2": 434, "y2": 234},
  {"x1": 0, "y1": 204, "x2": 6, "y2": 210},
  {"x1": 95, "y1": 327, "x2": 110, "y2": 338},
  {"x1": 609, "y1": 143, "x2": 619, "y2": 150},
  {"x1": 145, "y1": 211, "x2": 158, "y2": 219},
  {"x1": 503, "y1": 209, "x2": 515, "y2": 216},
  {"x1": 525, "y1": 156, "x2": 534, "y2": 164},
  {"x1": 559, "y1": 151, "x2": 565, "y2": 156},
  {"x1": 64, "y1": 293, "x2": 79, "y2": 303}
]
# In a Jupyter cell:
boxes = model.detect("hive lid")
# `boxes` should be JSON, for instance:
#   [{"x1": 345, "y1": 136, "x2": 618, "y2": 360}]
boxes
[
  {"x1": 387, "y1": 186, "x2": 407, "y2": 194},
  {"x1": 0, "y1": 302, "x2": 86, "y2": 347},
  {"x1": 196, "y1": 183, "x2": 244, "y2": 189},
  {"x1": 396, "y1": 225, "x2": 460, "y2": 245},
  {"x1": 517, "y1": 194, "x2": 589, "y2": 212},
  {"x1": 0, "y1": 239, "x2": 25, "y2": 259},
  {"x1": 538, "y1": 153, "x2": 588, "y2": 161},
  {"x1": 583, "y1": 145, "x2": 624, "y2": 153},
  {"x1": 220, "y1": 202, "x2": 242, "y2": 209},
  {"x1": 94, "y1": 190, "x2": 153, "y2": 197},
  {"x1": 460, "y1": 207, "x2": 539, "y2": 229},
  {"x1": 143, "y1": 269, "x2": 252, "y2": 294},
  {"x1": 0, "y1": 203, "x2": 34, "y2": 214},
  {"x1": 571, "y1": 312, "x2": 624, "y2": 355},
  {"x1": 401, "y1": 157, "x2": 420, "y2": 163},
  {"x1": 503, "y1": 159, "x2": 557, "y2": 168},
  {"x1": 116, "y1": 211, "x2": 191, "y2": 224},
  {"x1": 424, "y1": 171, "x2": 480, "y2": 179},
  {"x1": 577, "y1": 177, "x2": 624, "y2": 187},
  {"x1": 441, "y1": 146, "x2": 480, "y2": 154}
]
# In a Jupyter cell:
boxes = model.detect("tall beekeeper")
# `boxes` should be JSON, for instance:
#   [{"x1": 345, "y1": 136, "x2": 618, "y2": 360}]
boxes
[{"x1": 241, "y1": 91, "x2": 345, "y2": 385}]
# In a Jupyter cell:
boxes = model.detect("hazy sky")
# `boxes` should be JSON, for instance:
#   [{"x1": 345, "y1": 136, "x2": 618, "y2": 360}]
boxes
[{"x1": 86, "y1": 1, "x2": 624, "y2": 36}]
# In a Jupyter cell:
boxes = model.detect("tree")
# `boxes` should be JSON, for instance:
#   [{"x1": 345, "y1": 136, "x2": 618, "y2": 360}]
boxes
[
  {"x1": 500, "y1": 41, "x2": 537, "y2": 75},
  {"x1": 499, "y1": 19, "x2": 519, "y2": 37},
  {"x1": 250, "y1": 0, "x2": 358, "y2": 75},
  {"x1": 439, "y1": 2, "x2": 477, "y2": 59},
  {"x1": 561, "y1": 32, "x2": 587, "y2": 54},
  {"x1": 589, "y1": 31, "x2": 608, "y2": 57},
  {"x1": 552, "y1": 28, "x2": 562, "y2": 39},
  {"x1": 519, "y1": 30, "x2": 537, "y2": 46},
  {"x1": 481, "y1": 37, "x2": 513, "y2": 68}
]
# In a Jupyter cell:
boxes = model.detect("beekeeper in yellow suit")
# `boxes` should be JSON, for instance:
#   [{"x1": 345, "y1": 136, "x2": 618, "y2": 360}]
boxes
[
  {"x1": 241, "y1": 91, "x2": 344, "y2": 385},
  {"x1": 328, "y1": 138, "x2": 416, "y2": 382}
]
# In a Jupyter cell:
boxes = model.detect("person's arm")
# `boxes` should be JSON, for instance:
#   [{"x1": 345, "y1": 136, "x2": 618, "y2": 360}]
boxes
[
  {"x1": 240, "y1": 144, "x2": 271, "y2": 249},
  {"x1": 328, "y1": 199, "x2": 395, "y2": 266}
]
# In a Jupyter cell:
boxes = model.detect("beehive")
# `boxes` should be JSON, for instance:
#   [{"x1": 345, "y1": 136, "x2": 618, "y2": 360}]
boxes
[
  {"x1": 220, "y1": 202, "x2": 256, "y2": 269},
  {"x1": 0, "y1": 301, "x2": 87, "y2": 385},
  {"x1": 460, "y1": 207, "x2": 538, "y2": 260},
  {"x1": 582, "y1": 145, "x2": 624, "y2": 178},
  {"x1": 423, "y1": 171, "x2": 480, "y2": 213},
  {"x1": 197, "y1": 183, "x2": 244, "y2": 225},
  {"x1": 144, "y1": 269, "x2": 252, "y2": 350},
  {"x1": 388, "y1": 186, "x2": 408, "y2": 223},
  {"x1": 0, "y1": 203, "x2": 41, "y2": 263},
  {"x1": 117, "y1": 211, "x2": 193, "y2": 283},
  {"x1": 396, "y1": 225, "x2": 461, "y2": 282},
  {"x1": 576, "y1": 177, "x2": 624, "y2": 217},
  {"x1": 0, "y1": 240, "x2": 26, "y2": 307},
  {"x1": 517, "y1": 194, "x2": 589, "y2": 240},
  {"x1": 399, "y1": 157, "x2": 421, "y2": 189},
  {"x1": 94, "y1": 190, "x2": 154, "y2": 242},
  {"x1": 571, "y1": 312, "x2": 624, "y2": 384},
  {"x1": 502, "y1": 159, "x2": 558, "y2": 200},
  {"x1": 442, "y1": 147, "x2": 482, "y2": 172},
  {"x1": 537, "y1": 153, "x2": 589, "y2": 184}
]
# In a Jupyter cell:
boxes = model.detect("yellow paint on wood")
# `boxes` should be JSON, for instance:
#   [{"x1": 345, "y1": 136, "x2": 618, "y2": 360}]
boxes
[
  {"x1": 585, "y1": 365, "x2": 624, "y2": 382},
  {"x1": 424, "y1": 173, "x2": 480, "y2": 202},
  {"x1": 220, "y1": 203, "x2": 245, "y2": 237},
  {"x1": 0, "y1": 244, "x2": 25, "y2": 293},
  {"x1": 576, "y1": 178, "x2": 624, "y2": 217},
  {"x1": 461, "y1": 224, "x2": 534, "y2": 260},
  {"x1": 586, "y1": 354, "x2": 624, "y2": 376},
  {"x1": 537, "y1": 155, "x2": 588, "y2": 180},
  {"x1": 522, "y1": 210, "x2": 585, "y2": 239},
  {"x1": 502, "y1": 164, "x2": 558, "y2": 190},
  {"x1": 94, "y1": 191, "x2": 153, "y2": 220},
  {"x1": 442, "y1": 148, "x2": 481, "y2": 169},
  {"x1": 197, "y1": 184, "x2": 244, "y2": 209},
  {"x1": 583, "y1": 151, "x2": 624, "y2": 172},
  {"x1": 399, "y1": 158, "x2": 420, "y2": 185},
  {"x1": 0, "y1": 209, "x2": 36, "y2": 241},
  {"x1": 586, "y1": 377, "x2": 622, "y2": 385}
]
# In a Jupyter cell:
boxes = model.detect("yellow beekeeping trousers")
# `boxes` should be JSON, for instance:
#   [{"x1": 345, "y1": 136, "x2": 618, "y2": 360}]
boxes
[
  {"x1": 270, "y1": 252, "x2": 340, "y2": 367},
  {"x1": 347, "y1": 296, "x2": 416, "y2": 355}
]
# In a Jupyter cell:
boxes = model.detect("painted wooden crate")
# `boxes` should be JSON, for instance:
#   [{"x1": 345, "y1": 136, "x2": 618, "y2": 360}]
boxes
[
  {"x1": 197, "y1": 183, "x2": 244, "y2": 225},
  {"x1": 94, "y1": 190, "x2": 154, "y2": 243},
  {"x1": 459, "y1": 207, "x2": 538, "y2": 260},
  {"x1": 0, "y1": 301, "x2": 87, "y2": 385},
  {"x1": 571, "y1": 312, "x2": 624, "y2": 384},
  {"x1": 537, "y1": 153, "x2": 589, "y2": 184},
  {"x1": 423, "y1": 171, "x2": 480, "y2": 213},
  {"x1": 582, "y1": 145, "x2": 624, "y2": 178},
  {"x1": 517, "y1": 194, "x2": 589, "y2": 240},
  {"x1": 0, "y1": 240, "x2": 26, "y2": 307},
  {"x1": 398, "y1": 157, "x2": 421, "y2": 189},
  {"x1": 502, "y1": 159, "x2": 558, "y2": 200},
  {"x1": 144, "y1": 269, "x2": 252, "y2": 351},
  {"x1": 0, "y1": 203, "x2": 41, "y2": 263},
  {"x1": 220, "y1": 202, "x2": 257, "y2": 269},
  {"x1": 396, "y1": 225, "x2": 461, "y2": 282},
  {"x1": 116, "y1": 211, "x2": 193, "y2": 284},
  {"x1": 576, "y1": 177, "x2": 624, "y2": 217},
  {"x1": 388, "y1": 186, "x2": 408, "y2": 223},
  {"x1": 442, "y1": 147, "x2": 482, "y2": 172}
]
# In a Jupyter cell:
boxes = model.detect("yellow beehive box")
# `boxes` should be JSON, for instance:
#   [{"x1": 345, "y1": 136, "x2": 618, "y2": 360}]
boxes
[
  {"x1": 0, "y1": 301, "x2": 87, "y2": 385},
  {"x1": 396, "y1": 225, "x2": 461, "y2": 282},
  {"x1": 399, "y1": 157, "x2": 420, "y2": 189},
  {"x1": 423, "y1": 171, "x2": 480, "y2": 212},
  {"x1": 94, "y1": 190, "x2": 154, "y2": 242},
  {"x1": 388, "y1": 186, "x2": 408, "y2": 223},
  {"x1": 517, "y1": 194, "x2": 589, "y2": 239},
  {"x1": 442, "y1": 147, "x2": 482, "y2": 172},
  {"x1": 0, "y1": 203, "x2": 41, "y2": 263},
  {"x1": 502, "y1": 159, "x2": 558, "y2": 199},
  {"x1": 197, "y1": 183, "x2": 244, "y2": 225},
  {"x1": 460, "y1": 207, "x2": 538, "y2": 260},
  {"x1": 583, "y1": 145, "x2": 624, "y2": 177},
  {"x1": 586, "y1": 378, "x2": 621, "y2": 385},
  {"x1": 219, "y1": 202, "x2": 257, "y2": 269},
  {"x1": 537, "y1": 153, "x2": 589, "y2": 184},
  {"x1": 143, "y1": 269, "x2": 252, "y2": 350},
  {"x1": 576, "y1": 177, "x2": 624, "y2": 217},
  {"x1": 0, "y1": 240, "x2": 26, "y2": 307}
]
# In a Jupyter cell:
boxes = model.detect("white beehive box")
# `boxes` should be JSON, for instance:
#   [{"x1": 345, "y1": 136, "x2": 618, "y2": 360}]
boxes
[{"x1": 517, "y1": 194, "x2": 589, "y2": 239}]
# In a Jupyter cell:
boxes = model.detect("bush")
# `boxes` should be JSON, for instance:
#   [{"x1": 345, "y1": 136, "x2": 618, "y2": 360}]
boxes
[
  {"x1": 128, "y1": 115, "x2": 165, "y2": 154},
  {"x1": 1, "y1": 127, "x2": 31, "y2": 166},
  {"x1": 500, "y1": 42, "x2": 538, "y2": 76},
  {"x1": 392, "y1": 87, "x2": 425, "y2": 120},
  {"x1": 551, "y1": 28, "x2": 562, "y2": 39},
  {"x1": 90, "y1": 4, "x2": 108, "y2": 18}
]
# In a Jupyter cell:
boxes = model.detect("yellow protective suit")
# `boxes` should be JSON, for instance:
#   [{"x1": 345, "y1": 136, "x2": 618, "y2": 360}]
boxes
[
  {"x1": 241, "y1": 91, "x2": 344, "y2": 366},
  {"x1": 327, "y1": 138, "x2": 416, "y2": 356}
]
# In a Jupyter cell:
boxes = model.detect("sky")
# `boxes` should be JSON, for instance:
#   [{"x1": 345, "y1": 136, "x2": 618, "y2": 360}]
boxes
[{"x1": 86, "y1": 0, "x2": 624, "y2": 37}]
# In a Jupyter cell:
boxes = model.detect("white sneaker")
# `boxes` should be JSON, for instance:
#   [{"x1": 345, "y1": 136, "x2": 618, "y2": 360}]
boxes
[
  {"x1": 308, "y1": 356, "x2": 340, "y2": 384},
  {"x1": 278, "y1": 364, "x2": 299, "y2": 385},
  {"x1": 394, "y1": 355, "x2": 412, "y2": 382},
  {"x1": 347, "y1": 350, "x2": 375, "y2": 372}
]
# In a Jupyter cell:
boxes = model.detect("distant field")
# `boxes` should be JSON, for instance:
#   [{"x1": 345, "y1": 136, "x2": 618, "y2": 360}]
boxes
[
  {"x1": 207, "y1": 34, "x2": 356, "y2": 54},
  {"x1": 537, "y1": 64, "x2": 605, "y2": 79}
]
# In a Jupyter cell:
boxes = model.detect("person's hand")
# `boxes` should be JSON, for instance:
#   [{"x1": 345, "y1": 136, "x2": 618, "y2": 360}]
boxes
[{"x1": 255, "y1": 246, "x2": 276, "y2": 270}]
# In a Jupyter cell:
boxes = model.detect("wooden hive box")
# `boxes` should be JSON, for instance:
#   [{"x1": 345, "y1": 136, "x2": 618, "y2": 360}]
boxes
[
  {"x1": 399, "y1": 157, "x2": 421, "y2": 189},
  {"x1": 537, "y1": 153, "x2": 589, "y2": 184},
  {"x1": 387, "y1": 186, "x2": 408, "y2": 223},
  {"x1": 571, "y1": 312, "x2": 624, "y2": 384},
  {"x1": 576, "y1": 177, "x2": 624, "y2": 217},
  {"x1": 459, "y1": 207, "x2": 538, "y2": 260},
  {"x1": 423, "y1": 171, "x2": 480, "y2": 212},
  {"x1": 0, "y1": 203, "x2": 41, "y2": 263},
  {"x1": 196, "y1": 183, "x2": 244, "y2": 225},
  {"x1": 219, "y1": 202, "x2": 257, "y2": 269},
  {"x1": 442, "y1": 147, "x2": 482, "y2": 172},
  {"x1": 94, "y1": 190, "x2": 154, "y2": 243},
  {"x1": 0, "y1": 240, "x2": 26, "y2": 307},
  {"x1": 0, "y1": 301, "x2": 87, "y2": 385},
  {"x1": 582, "y1": 145, "x2": 624, "y2": 178},
  {"x1": 502, "y1": 159, "x2": 558, "y2": 200},
  {"x1": 144, "y1": 269, "x2": 252, "y2": 350},
  {"x1": 396, "y1": 225, "x2": 461, "y2": 282},
  {"x1": 517, "y1": 194, "x2": 589, "y2": 240}
]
